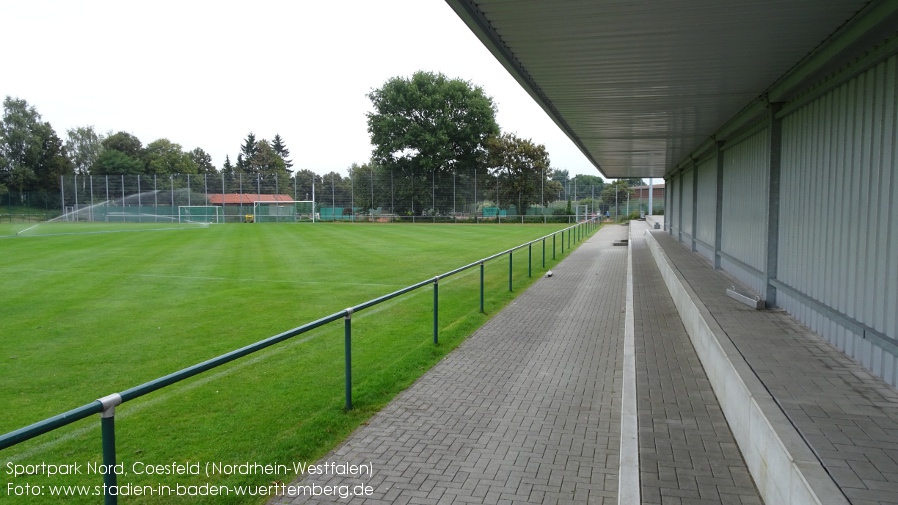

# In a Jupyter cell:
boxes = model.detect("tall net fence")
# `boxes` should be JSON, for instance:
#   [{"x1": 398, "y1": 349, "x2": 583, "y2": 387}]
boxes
[{"x1": 52, "y1": 173, "x2": 664, "y2": 223}]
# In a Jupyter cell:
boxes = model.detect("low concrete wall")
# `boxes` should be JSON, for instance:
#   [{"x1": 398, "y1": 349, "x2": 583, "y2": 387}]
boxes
[{"x1": 642, "y1": 228, "x2": 846, "y2": 505}]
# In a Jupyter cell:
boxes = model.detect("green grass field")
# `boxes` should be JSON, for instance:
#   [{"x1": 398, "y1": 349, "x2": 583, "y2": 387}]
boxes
[{"x1": 0, "y1": 221, "x2": 594, "y2": 504}]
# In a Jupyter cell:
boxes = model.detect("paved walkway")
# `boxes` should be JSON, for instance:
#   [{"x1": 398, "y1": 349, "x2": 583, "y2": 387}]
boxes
[
  {"x1": 630, "y1": 222, "x2": 762, "y2": 504},
  {"x1": 649, "y1": 229, "x2": 898, "y2": 505},
  {"x1": 273, "y1": 224, "x2": 630, "y2": 504},
  {"x1": 270, "y1": 220, "x2": 898, "y2": 504}
]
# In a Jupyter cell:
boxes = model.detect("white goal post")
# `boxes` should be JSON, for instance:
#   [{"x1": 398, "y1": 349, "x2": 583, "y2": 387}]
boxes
[
  {"x1": 178, "y1": 205, "x2": 221, "y2": 223},
  {"x1": 252, "y1": 200, "x2": 316, "y2": 223}
]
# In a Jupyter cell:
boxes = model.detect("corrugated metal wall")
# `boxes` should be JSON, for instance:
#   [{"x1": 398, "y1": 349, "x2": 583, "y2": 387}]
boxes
[
  {"x1": 777, "y1": 53, "x2": 898, "y2": 381},
  {"x1": 695, "y1": 156, "x2": 718, "y2": 261},
  {"x1": 665, "y1": 51, "x2": 898, "y2": 386},
  {"x1": 682, "y1": 168, "x2": 695, "y2": 240},
  {"x1": 669, "y1": 173, "x2": 680, "y2": 236},
  {"x1": 721, "y1": 129, "x2": 770, "y2": 278}
]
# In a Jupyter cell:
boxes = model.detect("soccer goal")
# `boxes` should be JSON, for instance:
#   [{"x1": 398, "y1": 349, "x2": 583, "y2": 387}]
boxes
[
  {"x1": 178, "y1": 205, "x2": 222, "y2": 224},
  {"x1": 252, "y1": 200, "x2": 315, "y2": 223}
]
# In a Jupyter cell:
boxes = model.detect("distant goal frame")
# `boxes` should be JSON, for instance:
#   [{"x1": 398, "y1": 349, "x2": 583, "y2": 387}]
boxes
[
  {"x1": 178, "y1": 205, "x2": 222, "y2": 224},
  {"x1": 252, "y1": 200, "x2": 316, "y2": 223}
]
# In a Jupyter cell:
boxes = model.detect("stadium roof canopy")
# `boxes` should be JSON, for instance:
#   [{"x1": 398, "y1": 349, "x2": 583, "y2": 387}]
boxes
[{"x1": 445, "y1": 0, "x2": 894, "y2": 179}]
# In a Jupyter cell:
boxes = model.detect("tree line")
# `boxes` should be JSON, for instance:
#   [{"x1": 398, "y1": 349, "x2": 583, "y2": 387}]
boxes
[
  {"x1": 0, "y1": 95, "x2": 294, "y2": 201},
  {"x1": 3, "y1": 71, "x2": 645, "y2": 215}
]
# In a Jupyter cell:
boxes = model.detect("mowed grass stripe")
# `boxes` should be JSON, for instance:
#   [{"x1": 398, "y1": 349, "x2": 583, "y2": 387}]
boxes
[{"x1": 1, "y1": 222, "x2": 594, "y2": 505}]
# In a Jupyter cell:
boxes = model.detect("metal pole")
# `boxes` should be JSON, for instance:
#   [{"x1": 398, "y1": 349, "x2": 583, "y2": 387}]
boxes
[
  {"x1": 542, "y1": 238, "x2": 546, "y2": 268},
  {"x1": 59, "y1": 176, "x2": 66, "y2": 221},
  {"x1": 479, "y1": 261, "x2": 485, "y2": 313},
  {"x1": 553, "y1": 234, "x2": 556, "y2": 259},
  {"x1": 508, "y1": 251, "x2": 513, "y2": 291},
  {"x1": 98, "y1": 394, "x2": 121, "y2": 505},
  {"x1": 344, "y1": 309, "x2": 353, "y2": 410},
  {"x1": 433, "y1": 277, "x2": 439, "y2": 345},
  {"x1": 73, "y1": 175, "x2": 78, "y2": 220},
  {"x1": 528, "y1": 243, "x2": 532, "y2": 278},
  {"x1": 648, "y1": 177, "x2": 654, "y2": 216}
]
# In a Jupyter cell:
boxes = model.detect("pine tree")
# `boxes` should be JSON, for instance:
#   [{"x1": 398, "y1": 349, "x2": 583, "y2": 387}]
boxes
[
  {"x1": 240, "y1": 132, "x2": 257, "y2": 162},
  {"x1": 271, "y1": 133, "x2": 293, "y2": 170}
]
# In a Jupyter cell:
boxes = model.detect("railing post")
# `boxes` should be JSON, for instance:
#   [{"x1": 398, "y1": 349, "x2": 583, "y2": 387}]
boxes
[
  {"x1": 344, "y1": 308, "x2": 353, "y2": 411},
  {"x1": 553, "y1": 233, "x2": 556, "y2": 260},
  {"x1": 528, "y1": 243, "x2": 532, "y2": 278},
  {"x1": 542, "y1": 238, "x2": 546, "y2": 268},
  {"x1": 433, "y1": 276, "x2": 439, "y2": 345},
  {"x1": 508, "y1": 251, "x2": 513, "y2": 291},
  {"x1": 562, "y1": 230, "x2": 565, "y2": 253},
  {"x1": 479, "y1": 261, "x2": 485, "y2": 313},
  {"x1": 98, "y1": 394, "x2": 122, "y2": 505}
]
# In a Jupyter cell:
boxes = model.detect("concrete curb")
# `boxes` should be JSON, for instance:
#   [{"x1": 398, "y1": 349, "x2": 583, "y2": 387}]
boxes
[{"x1": 644, "y1": 228, "x2": 847, "y2": 505}]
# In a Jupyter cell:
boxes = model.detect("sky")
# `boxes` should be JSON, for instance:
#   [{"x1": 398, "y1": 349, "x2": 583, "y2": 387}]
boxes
[{"x1": 4, "y1": 0, "x2": 604, "y2": 178}]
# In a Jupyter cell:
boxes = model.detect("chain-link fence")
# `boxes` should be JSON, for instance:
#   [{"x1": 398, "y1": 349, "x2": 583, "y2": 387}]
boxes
[
  {"x1": 1, "y1": 190, "x2": 60, "y2": 222},
  {"x1": 52, "y1": 173, "x2": 664, "y2": 224},
  {"x1": 57, "y1": 170, "x2": 600, "y2": 222}
]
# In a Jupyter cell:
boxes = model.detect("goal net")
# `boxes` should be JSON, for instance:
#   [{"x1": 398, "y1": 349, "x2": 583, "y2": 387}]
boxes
[
  {"x1": 178, "y1": 206, "x2": 222, "y2": 224},
  {"x1": 252, "y1": 200, "x2": 315, "y2": 223}
]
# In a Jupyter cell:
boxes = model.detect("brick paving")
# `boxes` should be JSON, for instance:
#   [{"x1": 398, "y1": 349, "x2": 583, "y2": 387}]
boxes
[
  {"x1": 630, "y1": 222, "x2": 763, "y2": 505},
  {"x1": 650, "y1": 229, "x2": 898, "y2": 505},
  {"x1": 269, "y1": 222, "x2": 788, "y2": 504},
  {"x1": 271, "y1": 224, "x2": 629, "y2": 504}
]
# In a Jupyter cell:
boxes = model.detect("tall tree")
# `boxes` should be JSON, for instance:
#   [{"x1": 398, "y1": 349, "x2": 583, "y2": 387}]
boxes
[
  {"x1": 102, "y1": 131, "x2": 143, "y2": 159},
  {"x1": 485, "y1": 133, "x2": 551, "y2": 214},
  {"x1": 92, "y1": 149, "x2": 144, "y2": 175},
  {"x1": 271, "y1": 134, "x2": 293, "y2": 170},
  {"x1": 189, "y1": 147, "x2": 216, "y2": 174},
  {"x1": 367, "y1": 71, "x2": 499, "y2": 178},
  {"x1": 237, "y1": 132, "x2": 257, "y2": 172},
  {"x1": 246, "y1": 139, "x2": 288, "y2": 184},
  {"x1": 65, "y1": 126, "x2": 105, "y2": 175},
  {"x1": 94, "y1": 131, "x2": 144, "y2": 175},
  {"x1": 33, "y1": 122, "x2": 74, "y2": 191},
  {"x1": 0, "y1": 96, "x2": 43, "y2": 196},
  {"x1": 144, "y1": 139, "x2": 197, "y2": 175}
]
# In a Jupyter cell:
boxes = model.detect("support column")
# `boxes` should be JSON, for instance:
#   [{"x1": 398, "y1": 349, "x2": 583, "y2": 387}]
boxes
[
  {"x1": 677, "y1": 171, "x2": 684, "y2": 242},
  {"x1": 714, "y1": 142, "x2": 725, "y2": 270},
  {"x1": 691, "y1": 161, "x2": 699, "y2": 252},
  {"x1": 765, "y1": 103, "x2": 784, "y2": 306}
]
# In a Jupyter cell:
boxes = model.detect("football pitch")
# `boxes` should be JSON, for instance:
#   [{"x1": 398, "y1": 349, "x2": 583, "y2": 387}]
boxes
[{"x1": 1, "y1": 221, "x2": 593, "y2": 504}]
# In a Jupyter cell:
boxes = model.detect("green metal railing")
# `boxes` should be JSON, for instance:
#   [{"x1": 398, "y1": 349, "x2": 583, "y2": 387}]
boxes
[{"x1": 0, "y1": 219, "x2": 599, "y2": 504}]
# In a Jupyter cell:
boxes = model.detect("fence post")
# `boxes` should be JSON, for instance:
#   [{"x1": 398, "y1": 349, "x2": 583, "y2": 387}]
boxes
[
  {"x1": 479, "y1": 261, "x2": 485, "y2": 313},
  {"x1": 528, "y1": 243, "x2": 532, "y2": 278},
  {"x1": 508, "y1": 251, "x2": 513, "y2": 291},
  {"x1": 98, "y1": 394, "x2": 122, "y2": 505},
  {"x1": 433, "y1": 277, "x2": 439, "y2": 345},
  {"x1": 344, "y1": 309, "x2": 353, "y2": 411},
  {"x1": 542, "y1": 238, "x2": 546, "y2": 268},
  {"x1": 562, "y1": 230, "x2": 565, "y2": 254},
  {"x1": 553, "y1": 234, "x2": 556, "y2": 260}
]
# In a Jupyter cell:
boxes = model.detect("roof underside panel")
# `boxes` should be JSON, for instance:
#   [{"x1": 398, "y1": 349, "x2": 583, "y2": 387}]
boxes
[{"x1": 446, "y1": 0, "x2": 873, "y2": 178}]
